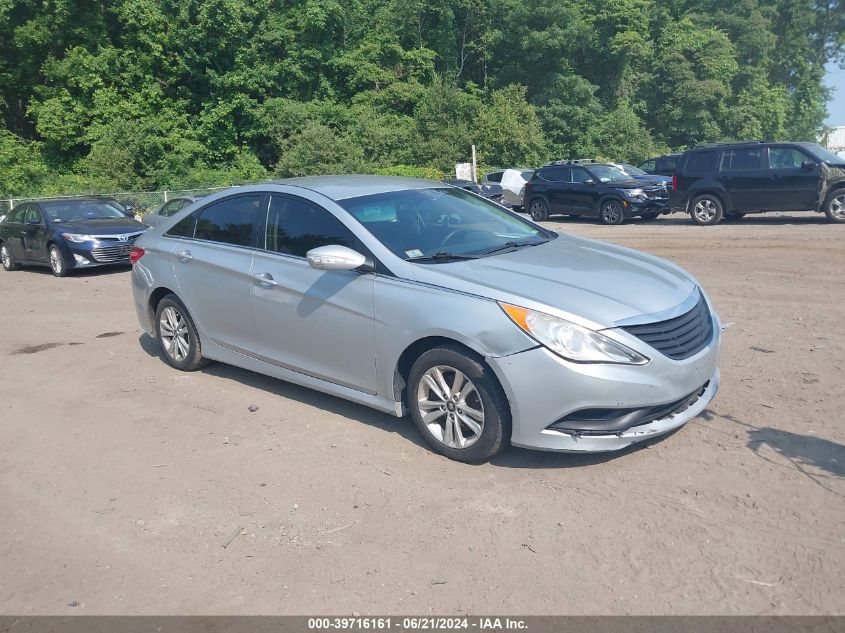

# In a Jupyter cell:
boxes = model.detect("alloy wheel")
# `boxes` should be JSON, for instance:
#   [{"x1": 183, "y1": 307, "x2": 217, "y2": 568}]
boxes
[
  {"x1": 602, "y1": 202, "x2": 622, "y2": 224},
  {"x1": 49, "y1": 247, "x2": 63, "y2": 275},
  {"x1": 416, "y1": 365, "x2": 485, "y2": 449},
  {"x1": 693, "y1": 199, "x2": 718, "y2": 223},
  {"x1": 831, "y1": 194, "x2": 845, "y2": 221},
  {"x1": 530, "y1": 200, "x2": 547, "y2": 221},
  {"x1": 159, "y1": 306, "x2": 190, "y2": 362}
]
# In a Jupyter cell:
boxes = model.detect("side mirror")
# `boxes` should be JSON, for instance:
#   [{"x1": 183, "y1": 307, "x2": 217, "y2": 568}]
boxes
[
  {"x1": 801, "y1": 160, "x2": 817, "y2": 171},
  {"x1": 584, "y1": 179, "x2": 595, "y2": 185},
  {"x1": 306, "y1": 245, "x2": 367, "y2": 272}
]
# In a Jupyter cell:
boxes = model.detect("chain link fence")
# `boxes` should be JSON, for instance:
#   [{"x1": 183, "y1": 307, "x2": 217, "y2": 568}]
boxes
[{"x1": 0, "y1": 185, "x2": 241, "y2": 218}]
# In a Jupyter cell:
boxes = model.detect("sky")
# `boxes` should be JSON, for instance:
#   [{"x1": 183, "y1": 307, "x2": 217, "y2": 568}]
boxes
[{"x1": 825, "y1": 61, "x2": 845, "y2": 126}]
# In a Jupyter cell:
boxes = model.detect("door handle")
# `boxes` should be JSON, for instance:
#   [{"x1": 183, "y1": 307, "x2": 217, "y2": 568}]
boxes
[
  {"x1": 253, "y1": 272, "x2": 278, "y2": 287},
  {"x1": 175, "y1": 249, "x2": 193, "y2": 262}
]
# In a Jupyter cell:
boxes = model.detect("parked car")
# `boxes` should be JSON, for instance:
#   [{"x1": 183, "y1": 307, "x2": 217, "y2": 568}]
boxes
[
  {"x1": 670, "y1": 141, "x2": 845, "y2": 225},
  {"x1": 131, "y1": 176, "x2": 720, "y2": 462},
  {"x1": 0, "y1": 198, "x2": 146, "y2": 276},
  {"x1": 523, "y1": 162, "x2": 670, "y2": 224},
  {"x1": 482, "y1": 169, "x2": 534, "y2": 209},
  {"x1": 613, "y1": 163, "x2": 673, "y2": 186},
  {"x1": 143, "y1": 195, "x2": 205, "y2": 227},
  {"x1": 639, "y1": 153, "x2": 681, "y2": 176},
  {"x1": 443, "y1": 179, "x2": 505, "y2": 204}
]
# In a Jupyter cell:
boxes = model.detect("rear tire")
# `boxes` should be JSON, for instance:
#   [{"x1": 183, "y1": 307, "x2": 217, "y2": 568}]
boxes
[
  {"x1": 154, "y1": 294, "x2": 209, "y2": 372},
  {"x1": 529, "y1": 198, "x2": 549, "y2": 221},
  {"x1": 48, "y1": 244, "x2": 69, "y2": 277},
  {"x1": 690, "y1": 195, "x2": 724, "y2": 226},
  {"x1": 824, "y1": 188, "x2": 845, "y2": 223},
  {"x1": 1, "y1": 243, "x2": 22, "y2": 271},
  {"x1": 406, "y1": 345, "x2": 510, "y2": 463},
  {"x1": 599, "y1": 199, "x2": 625, "y2": 225}
]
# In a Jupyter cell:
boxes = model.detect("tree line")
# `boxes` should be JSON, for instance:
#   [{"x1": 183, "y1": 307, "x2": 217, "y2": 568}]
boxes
[{"x1": 1, "y1": 0, "x2": 843, "y2": 196}]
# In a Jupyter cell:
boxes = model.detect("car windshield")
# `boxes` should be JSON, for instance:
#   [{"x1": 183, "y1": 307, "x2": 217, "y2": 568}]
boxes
[
  {"x1": 339, "y1": 187, "x2": 553, "y2": 261},
  {"x1": 41, "y1": 201, "x2": 127, "y2": 222},
  {"x1": 802, "y1": 143, "x2": 844, "y2": 164},
  {"x1": 589, "y1": 165, "x2": 632, "y2": 182},
  {"x1": 621, "y1": 164, "x2": 647, "y2": 176}
]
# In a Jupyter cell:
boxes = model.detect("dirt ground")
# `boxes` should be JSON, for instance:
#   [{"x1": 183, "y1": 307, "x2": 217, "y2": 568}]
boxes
[{"x1": 1, "y1": 212, "x2": 843, "y2": 616}]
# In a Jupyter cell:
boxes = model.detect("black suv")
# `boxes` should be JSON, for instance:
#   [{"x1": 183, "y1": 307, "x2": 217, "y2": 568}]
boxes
[
  {"x1": 670, "y1": 141, "x2": 845, "y2": 225},
  {"x1": 523, "y1": 161, "x2": 670, "y2": 224}
]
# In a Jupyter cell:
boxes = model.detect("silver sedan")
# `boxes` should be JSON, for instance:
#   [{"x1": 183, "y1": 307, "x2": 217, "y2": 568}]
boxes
[{"x1": 130, "y1": 176, "x2": 720, "y2": 462}]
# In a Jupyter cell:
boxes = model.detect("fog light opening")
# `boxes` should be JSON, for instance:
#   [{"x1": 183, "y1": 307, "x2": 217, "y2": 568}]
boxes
[{"x1": 73, "y1": 254, "x2": 91, "y2": 265}]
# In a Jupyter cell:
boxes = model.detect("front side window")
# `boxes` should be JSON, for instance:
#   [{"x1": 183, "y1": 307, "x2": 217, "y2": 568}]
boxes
[
  {"x1": 24, "y1": 207, "x2": 43, "y2": 224},
  {"x1": 588, "y1": 165, "x2": 631, "y2": 183},
  {"x1": 339, "y1": 187, "x2": 552, "y2": 261},
  {"x1": 719, "y1": 148, "x2": 763, "y2": 172},
  {"x1": 571, "y1": 166, "x2": 592, "y2": 183},
  {"x1": 266, "y1": 196, "x2": 356, "y2": 257},
  {"x1": 768, "y1": 148, "x2": 808, "y2": 170},
  {"x1": 193, "y1": 195, "x2": 262, "y2": 246},
  {"x1": 640, "y1": 160, "x2": 656, "y2": 173}
]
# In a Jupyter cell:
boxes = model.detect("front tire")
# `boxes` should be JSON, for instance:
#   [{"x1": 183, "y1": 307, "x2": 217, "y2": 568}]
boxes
[
  {"x1": 48, "y1": 244, "x2": 69, "y2": 277},
  {"x1": 599, "y1": 199, "x2": 625, "y2": 225},
  {"x1": 1, "y1": 243, "x2": 22, "y2": 271},
  {"x1": 690, "y1": 195, "x2": 724, "y2": 226},
  {"x1": 824, "y1": 188, "x2": 845, "y2": 223},
  {"x1": 407, "y1": 346, "x2": 510, "y2": 463},
  {"x1": 528, "y1": 198, "x2": 549, "y2": 222},
  {"x1": 154, "y1": 294, "x2": 208, "y2": 371}
]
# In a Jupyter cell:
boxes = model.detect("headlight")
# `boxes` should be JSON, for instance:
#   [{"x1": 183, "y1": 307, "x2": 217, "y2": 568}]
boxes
[
  {"x1": 623, "y1": 188, "x2": 645, "y2": 198},
  {"x1": 500, "y1": 303, "x2": 649, "y2": 365},
  {"x1": 62, "y1": 233, "x2": 94, "y2": 243}
]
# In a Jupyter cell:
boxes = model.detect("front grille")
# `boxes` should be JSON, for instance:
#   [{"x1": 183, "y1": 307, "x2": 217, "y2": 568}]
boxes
[
  {"x1": 622, "y1": 294, "x2": 713, "y2": 360},
  {"x1": 91, "y1": 244, "x2": 133, "y2": 263},
  {"x1": 645, "y1": 187, "x2": 668, "y2": 199}
]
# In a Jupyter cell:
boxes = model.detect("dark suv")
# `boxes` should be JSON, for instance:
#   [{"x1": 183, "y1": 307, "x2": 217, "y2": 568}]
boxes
[
  {"x1": 639, "y1": 153, "x2": 681, "y2": 176},
  {"x1": 524, "y1": 162, "x2": 670, "y2": 224},
  {"x1": 670, "y1": 141, "x2": 845, "y2": 225}
]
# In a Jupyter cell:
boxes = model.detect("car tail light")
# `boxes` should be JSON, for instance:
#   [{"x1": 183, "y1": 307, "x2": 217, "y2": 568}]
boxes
[
  {"x1": 129, "y1": 246, "x2": 145, "y2": 265},
  {"x1": 672, "y1": 174, "x2": 678, "y2": 192}
]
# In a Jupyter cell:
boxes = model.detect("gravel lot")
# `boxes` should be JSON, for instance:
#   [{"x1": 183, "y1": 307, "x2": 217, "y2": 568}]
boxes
[{"x1": 1, "y1": 212, "x2": 843, "y2": 615}]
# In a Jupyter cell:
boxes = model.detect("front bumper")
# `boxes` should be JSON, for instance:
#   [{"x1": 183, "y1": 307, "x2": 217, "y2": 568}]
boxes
[
  {"x1": 625, "y1": 197, "x2": 671, "y2": 216},
  {"x1": 487, "y1": 323, "x2": 720, "y2": 452},
  {"x1": 61, "y1": 239, "x2": 137, "y2": 268}
]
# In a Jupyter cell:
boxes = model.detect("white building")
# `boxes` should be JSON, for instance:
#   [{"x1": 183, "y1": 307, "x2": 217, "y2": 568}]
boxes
[{"x1": 824, "y1": 125, "x2": 845, "y2": 158}]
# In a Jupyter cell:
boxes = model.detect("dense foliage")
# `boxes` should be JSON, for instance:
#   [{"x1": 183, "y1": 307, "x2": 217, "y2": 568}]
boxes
[{"x1": 1, "y1": 0, "x2": 843, "y2": 196}]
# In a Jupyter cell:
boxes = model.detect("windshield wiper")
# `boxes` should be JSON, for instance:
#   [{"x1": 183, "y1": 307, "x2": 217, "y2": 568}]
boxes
[
  {"x1": 480, "y1": 240, "x2": 547, "y2": 256},
  {"x1": 407, "y1": 251, "x2": 478, "y2": 263}
]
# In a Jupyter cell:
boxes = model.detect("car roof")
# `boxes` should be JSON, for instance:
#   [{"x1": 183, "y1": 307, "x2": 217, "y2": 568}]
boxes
[{"x1": 267, "y1": 175, "x2": 446, "y2": 201}]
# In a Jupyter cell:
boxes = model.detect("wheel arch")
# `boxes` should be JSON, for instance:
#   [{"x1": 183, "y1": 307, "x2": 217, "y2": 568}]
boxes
[{"x1": 148, "y1": 286, "x2": 180, "y2": 325}]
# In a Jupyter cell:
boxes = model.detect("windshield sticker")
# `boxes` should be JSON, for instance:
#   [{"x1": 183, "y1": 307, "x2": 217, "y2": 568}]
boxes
[{"x1": 405, "y1": 249, "x2": 423, "y2": 258}]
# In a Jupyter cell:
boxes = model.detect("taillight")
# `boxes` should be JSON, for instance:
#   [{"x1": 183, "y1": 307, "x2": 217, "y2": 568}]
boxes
[
  {"x1": 129, "y1": 246, "x2": 145, "y2": 265},
  {"x1": 672, "y1": 174, "x2": 678, "y2": 192}
]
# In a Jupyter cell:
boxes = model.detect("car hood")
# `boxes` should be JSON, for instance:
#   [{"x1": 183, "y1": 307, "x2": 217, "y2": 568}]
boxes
[
  {"x1": 53, "y1": 218, "x2": 146, "y2": 234},
  {"x1": 607, "y1": 179, "x2": 656, "y2": 189},
  {"x1": 635, "y1": 175, "x2": 672, "y2": 185},
  {"x1": 409, "y1": 235, "x2": 697, "y2": 328}
]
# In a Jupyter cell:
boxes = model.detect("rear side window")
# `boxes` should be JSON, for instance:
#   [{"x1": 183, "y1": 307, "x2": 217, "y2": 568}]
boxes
[
  {"x1": 485, "y1": 172, "x2": 503, "y2": 183},
  {"x1": 539, "y1": 167, "x2": 569, "y2": 182},
  {"x1": 719, "y1": 148, "x2": 763, "y2": 172},
  {"x1": 9, "y1": 206, "x2": 27, "y2": 223},
  {"x1": 191, "y1": 195, "x2": 262, "y2": 246},
  {"x1": 266, "y1": 196, "x2": 356, "y2": 258},
  {"x1": 160, "y1": 200, "x2": 183, "y2": 217},
  {"x1": 684, "y1": 151, "x2": 715, "y2": 177}
]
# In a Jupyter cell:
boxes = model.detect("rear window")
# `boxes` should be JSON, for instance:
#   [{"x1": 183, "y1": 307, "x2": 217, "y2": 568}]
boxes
[
  {"x1": 484, "y1": 172, "x2": 503, "y2": 183},
  {"x1": 684, "y1": 151, "x2": 716, "y2": 177}
]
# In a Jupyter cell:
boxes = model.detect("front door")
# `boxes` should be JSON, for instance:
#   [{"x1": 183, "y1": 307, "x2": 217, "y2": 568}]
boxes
[
  {"x1": 4, "y1": 205, "x2": 28, "y2": 260},
  {"x1": 766, "y1": 146, "x2": 821, "y2": 211},
  {"x1": 169, "y1": 193, "x2": 264, "y2": 355},
  {"x1": 249, "y1": 194, "x2": 376, "y2": 393},
  {"x1": 22, "y1": 206, "x2": 48, "y2": 262}
]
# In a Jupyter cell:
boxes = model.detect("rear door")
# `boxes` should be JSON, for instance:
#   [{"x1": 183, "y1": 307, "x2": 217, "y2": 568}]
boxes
[
  {"x1": 22, "y1": 205, "x2": 48, "y2": 262},
  {"x1": 540, "y1": 166, "x2": 570, "y2": 211},
  {"x1": 765, "y1": 146, "x2": 820, "y2": 211},
  {"x1": 249, "y1": 194, "x2": 376, "y2": 393},
  {"x1": 168, "y1": 193, "x2": 264, "y2": 355},
  {"x1": 3, "y1": 206, "x2": 28, "y2": 259},
  {"x1": 717, "y1": 147, "x2": 770, "y2": 211}
]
